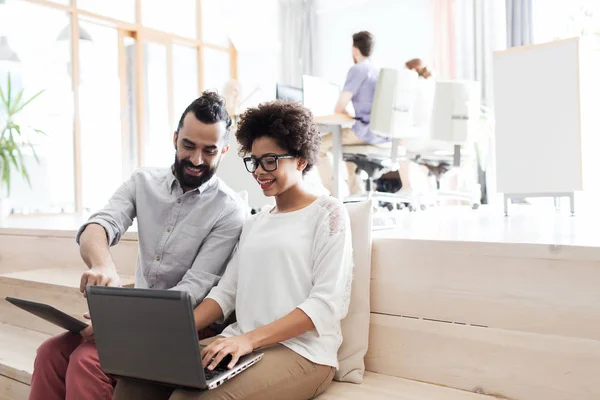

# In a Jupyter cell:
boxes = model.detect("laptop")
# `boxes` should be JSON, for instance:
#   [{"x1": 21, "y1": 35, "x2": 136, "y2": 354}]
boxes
[
  {"x1": 276, "y1": 83, "x2": 303, "y2": 103},
  {"x1": 86, "y1": 286, "x2": 263, "y2": 390},
  {"x1": 5, "y1": 296, "x2": 88, "y2": 333}
]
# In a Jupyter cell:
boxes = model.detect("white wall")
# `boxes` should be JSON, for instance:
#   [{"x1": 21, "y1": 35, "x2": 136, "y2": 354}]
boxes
[{"x1": 313, "y1": 0, "x2": 435, "y2": 86}]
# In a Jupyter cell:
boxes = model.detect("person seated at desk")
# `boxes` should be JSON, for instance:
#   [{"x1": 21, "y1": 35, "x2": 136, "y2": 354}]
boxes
[
  {"x1": 29, "y1": 92, "x2": 246, "y2": 400},
  {"x1": 113, "y1": 101, "x2": 354, "y2": 400},
  {"x1": 398, "y1": 58, "x2": 436, "y2": 192},
  {"x1": 318, "y1": 30, "x2": 388, "y2": 196}
]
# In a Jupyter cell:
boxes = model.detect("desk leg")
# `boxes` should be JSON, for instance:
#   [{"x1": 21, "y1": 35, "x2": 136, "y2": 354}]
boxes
[{"x1": 332, "y1": 125, "x2": 343, "y2": 199}]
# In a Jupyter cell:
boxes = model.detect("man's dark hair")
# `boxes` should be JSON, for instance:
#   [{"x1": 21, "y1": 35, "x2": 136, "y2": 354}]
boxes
[
  {"x1": 352, "y1": 31, "x2": 375, "y2": 57},
  {"x1": 236, "y1": 101, "x2": 321, "y2": 174},
  {"x1": 176, "y1": 91, "x2": 232, "y2": 141}
]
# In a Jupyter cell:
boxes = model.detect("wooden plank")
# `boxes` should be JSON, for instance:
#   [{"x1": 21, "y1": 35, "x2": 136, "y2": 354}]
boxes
[
  {"x1": 71, "y1": 11, "x2": 83, "y2": 213},
  {"x1": 134, "y1": 30, "x2": 146, "y2": 167},
  {"x1": 0, "y1": 234, "x2": 138, "y2": 277},
  {"x1": 365, "y1": 314, "x2": 600, "y2": 400},
  {"x1": 0, "y1": 375, "x2": 30, "y2": 400},
  {"x1": 167, "y1": 41, "x2": 174, "y2": 132},
  {"x1": 371, "y1": 239, "x2": 600, "y2": 341},
  {"x1": 371, "y1": 235, "x2": 600, "y2": 262},
  {"x1": 1, "y1": 268, "x2": 134, "y2": 289},
  {"x1": 229, "y1": 40, "x2": 237, "y2": 80},
  {"x1": 321, "y1": 372, "x2": 495, "y2": 400},
  {"x1": 118, "y1": 29, "x2": 133, "y2": 181},
  {"x1": 196, "y1": 0, "x2": 203, "y2": 94},
  {"x1": 0, "y1": 323, "x2": 49, "y2": 385}
]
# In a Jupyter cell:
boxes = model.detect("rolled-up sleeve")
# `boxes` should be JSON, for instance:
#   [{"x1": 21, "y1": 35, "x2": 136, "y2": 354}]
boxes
[
  {"x1": 297, "y1": 205, "x2": 353, "y2": 337},
  {"x1": 171, "y1": 202, "x2": 244, "y2": 305},
  {"x1": 75, "y1": 177, "x2": 137, "y2": 246}
]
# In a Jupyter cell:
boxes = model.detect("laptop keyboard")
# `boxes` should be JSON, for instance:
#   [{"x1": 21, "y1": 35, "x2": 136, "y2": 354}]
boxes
[{"x1": 204, "y1": 366, "x2": 227, "y2": 381}]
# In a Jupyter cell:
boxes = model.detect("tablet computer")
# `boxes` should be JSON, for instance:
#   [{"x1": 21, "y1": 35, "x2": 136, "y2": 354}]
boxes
[{"x1": 5, "y1": 297, "x2": 88, "y2": 334}]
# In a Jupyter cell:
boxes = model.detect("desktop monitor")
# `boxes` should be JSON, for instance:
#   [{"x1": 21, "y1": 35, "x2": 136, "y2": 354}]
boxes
[{"x1": 276, "y1": 84, "x2": 303, "y2": 103}]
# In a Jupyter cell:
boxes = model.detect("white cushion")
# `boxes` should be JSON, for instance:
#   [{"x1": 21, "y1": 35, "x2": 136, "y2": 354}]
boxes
[{"x1": 335, "y1": 200, "x2": 373, "y2": 383}]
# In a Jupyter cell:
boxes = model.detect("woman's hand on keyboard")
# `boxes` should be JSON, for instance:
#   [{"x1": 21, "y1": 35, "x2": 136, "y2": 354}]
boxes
[{"x1": 201, "y1": 335, "x2": 254, "y2": 371}]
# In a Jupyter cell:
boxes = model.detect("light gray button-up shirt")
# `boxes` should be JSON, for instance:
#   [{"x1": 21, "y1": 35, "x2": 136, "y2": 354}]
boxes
[{"x1": 76, "y1": 167, "x2": 245, "y2": 305}]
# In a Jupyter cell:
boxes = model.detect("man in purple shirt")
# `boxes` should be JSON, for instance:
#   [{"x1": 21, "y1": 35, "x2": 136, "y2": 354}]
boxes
[{"x1": 318, "y1": 31, "x2": 388, "y2": 195}]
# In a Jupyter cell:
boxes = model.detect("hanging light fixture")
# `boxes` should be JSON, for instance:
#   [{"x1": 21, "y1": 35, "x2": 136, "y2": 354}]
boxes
[
  {"x1": 0, "y1": 0, "x2": 19, "y2": 63},
  {"x1": 56, "y1": 24, "x2": 94, "y2": 43},
  {"x1": 55, "y1": 21, "x2": 94, "y2": 82},
  {"x1": 0, "y1": 36, "x2": 19, "y2": 62}
]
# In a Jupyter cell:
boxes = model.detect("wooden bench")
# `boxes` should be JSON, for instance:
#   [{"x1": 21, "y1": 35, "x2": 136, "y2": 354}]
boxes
[
  {"x1": 356, "y1": 236, "x2": 600, "y2": 400},
  {"x1": 1, "y1": 224, "x2": 599, "y2": 399}
]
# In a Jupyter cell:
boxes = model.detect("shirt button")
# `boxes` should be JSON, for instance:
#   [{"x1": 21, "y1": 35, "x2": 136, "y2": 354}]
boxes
[
  {"x1": 156, "y1": 256, "x2": 161, "y2": 261},
  {"x1": 177, "y1": 199, "x2": 182, "y2": 204},
  {"x1": 167, "y1": 227, "x2": 172, "y2": 233}
]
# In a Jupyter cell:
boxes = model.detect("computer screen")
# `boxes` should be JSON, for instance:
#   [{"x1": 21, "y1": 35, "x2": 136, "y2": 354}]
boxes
[
  {"x1": 276, "y1": 84, "x2": 303, "y2": 103},
  {"x1": 302, "y1": 75, "x2": 340, "y2": 117}
]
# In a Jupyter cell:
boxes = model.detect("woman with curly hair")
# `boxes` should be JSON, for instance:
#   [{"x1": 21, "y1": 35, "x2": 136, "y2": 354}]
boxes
[{"x1": 114, "y1": 101, "x2": 354, "y2": 400}]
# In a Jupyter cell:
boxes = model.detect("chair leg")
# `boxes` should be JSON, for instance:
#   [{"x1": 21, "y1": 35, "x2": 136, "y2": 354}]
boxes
[{"x1": 366, "y1": 178, "x2": 375, "y2": 199}]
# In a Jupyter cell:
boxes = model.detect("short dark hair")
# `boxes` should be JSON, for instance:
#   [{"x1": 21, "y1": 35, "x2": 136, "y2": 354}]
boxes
[
  {"x1": 352, "y1": 31, "x2": 374, "y2": 57},
  {"x1": 235, "y1": 101, "x2": 321, "y2": 174},
  {"x1": 176, "y1": 91, "x2": 232, "y2": 142}
]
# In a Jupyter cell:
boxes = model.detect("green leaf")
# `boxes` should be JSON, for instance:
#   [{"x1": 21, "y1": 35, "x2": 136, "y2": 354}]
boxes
[
  {"x1": 27, "y1": 141, "x2": 40, "y2": 164},
  {"x1": 32, "y1": 128, "x2": 48, "y2": 136},
  {"x1": 6, "y1": 73, "x2": 12, "y2": 111},
  {"x1": 0, "y1": 151, "x2": 11, "y2": 196},
  {"x1": 9, "y1": 89, "x2": 24, "y2": 115},
  {"x1": 7, "y1": 144, "x2": 19, "y2": 169},
  {"x1": 11, "y1": 90, "x2": 44, "y2": 115},
  {"x1": 13, "y1": 145, "x2": 30, "y2": 186},
  {"x1": 0, "y1": 84, "x2": 7, "y2": 110}
]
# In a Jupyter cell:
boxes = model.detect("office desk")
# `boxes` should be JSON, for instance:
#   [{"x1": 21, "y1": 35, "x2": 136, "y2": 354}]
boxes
[{"x1": 314, "y1": 114, "x2": 355, "y2": 198}]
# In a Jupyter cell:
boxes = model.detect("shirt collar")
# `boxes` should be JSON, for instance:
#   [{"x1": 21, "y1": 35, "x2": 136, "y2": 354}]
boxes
[{"x1": 168, "y1": 166, "x2": 217, "y2": 195}]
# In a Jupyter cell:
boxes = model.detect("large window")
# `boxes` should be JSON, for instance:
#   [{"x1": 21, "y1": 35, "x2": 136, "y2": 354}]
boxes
[
  {"x1": 2, "y1": 2, "x2": 75, "y2": 213},
  {"x1": 1, "y1": 0, "x2": 236, "y2": 215},
  {"x1": 79, "y1": 21, "x2": 123, "y2": 211}
]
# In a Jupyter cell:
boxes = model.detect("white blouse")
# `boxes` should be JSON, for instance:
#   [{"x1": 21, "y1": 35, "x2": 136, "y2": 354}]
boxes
[{"x1": 206, "y1": 195, "x2": 354, "y2": 368}]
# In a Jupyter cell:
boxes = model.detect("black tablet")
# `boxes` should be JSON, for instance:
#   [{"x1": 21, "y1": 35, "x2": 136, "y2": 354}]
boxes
[{"x1": 5, "y1": 297, "x2": 88, "y2": 334}]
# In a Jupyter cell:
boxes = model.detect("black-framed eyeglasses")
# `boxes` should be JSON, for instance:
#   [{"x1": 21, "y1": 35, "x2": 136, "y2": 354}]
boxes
[{"x1": 243, "y1": 154, "x2": 295, "y2": 173}]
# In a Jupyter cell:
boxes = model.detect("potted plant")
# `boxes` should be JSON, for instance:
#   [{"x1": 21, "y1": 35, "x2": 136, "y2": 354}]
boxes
[{"x1": 0, "y1": 74, "x2": 47, "y2": 221}]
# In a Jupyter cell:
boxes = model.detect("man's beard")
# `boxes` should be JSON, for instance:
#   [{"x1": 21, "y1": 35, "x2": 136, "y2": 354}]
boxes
[{"x1": 173, "y1": 154, "x2": 218, "y2": 190}]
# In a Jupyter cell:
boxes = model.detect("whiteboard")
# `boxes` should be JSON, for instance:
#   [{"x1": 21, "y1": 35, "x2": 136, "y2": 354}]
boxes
[{"x1": 493, "y1": 38, "x2": 583, "y2": 195}]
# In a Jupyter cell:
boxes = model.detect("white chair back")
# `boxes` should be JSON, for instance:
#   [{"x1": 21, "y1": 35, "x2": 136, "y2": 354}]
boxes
[
  {"x1": 429, "y1": 80, "x2": 481, "y2": 144},
  {"x1": 370, "y1": 68, "x2": 419, "y2": 140}
]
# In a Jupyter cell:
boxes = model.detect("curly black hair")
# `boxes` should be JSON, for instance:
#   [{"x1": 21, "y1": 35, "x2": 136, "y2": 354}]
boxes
[
  {"x1": 235, "y1": 101, "x2": 321, "y2": 174},
  {"x1": 176, "y1": 90, "x2": 232, "y2": 142}
]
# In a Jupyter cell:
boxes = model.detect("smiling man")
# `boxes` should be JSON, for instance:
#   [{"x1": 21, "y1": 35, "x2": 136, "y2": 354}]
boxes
[{"x1": 29, "y1": 91, "x2": 246, "y2": 400}]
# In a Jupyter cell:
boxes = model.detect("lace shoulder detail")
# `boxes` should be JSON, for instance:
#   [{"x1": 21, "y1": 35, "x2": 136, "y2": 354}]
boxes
[{"x1": 316, "y1": 196, "x2": 348, "y2": 236}]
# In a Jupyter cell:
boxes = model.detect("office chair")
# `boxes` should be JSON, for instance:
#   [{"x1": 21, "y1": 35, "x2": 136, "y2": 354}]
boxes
[
  {"x1": 342, "y1": 68, "x2": 420, "y2": 209},
  {"x1": 407, "y1": 80, "x2": 482, "y2": 209}
]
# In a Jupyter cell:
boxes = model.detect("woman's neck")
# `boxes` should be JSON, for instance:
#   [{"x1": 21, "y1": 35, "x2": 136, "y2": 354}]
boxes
[{"x1": 273, "y1": 183, "x2": 318, "y2": 214}]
